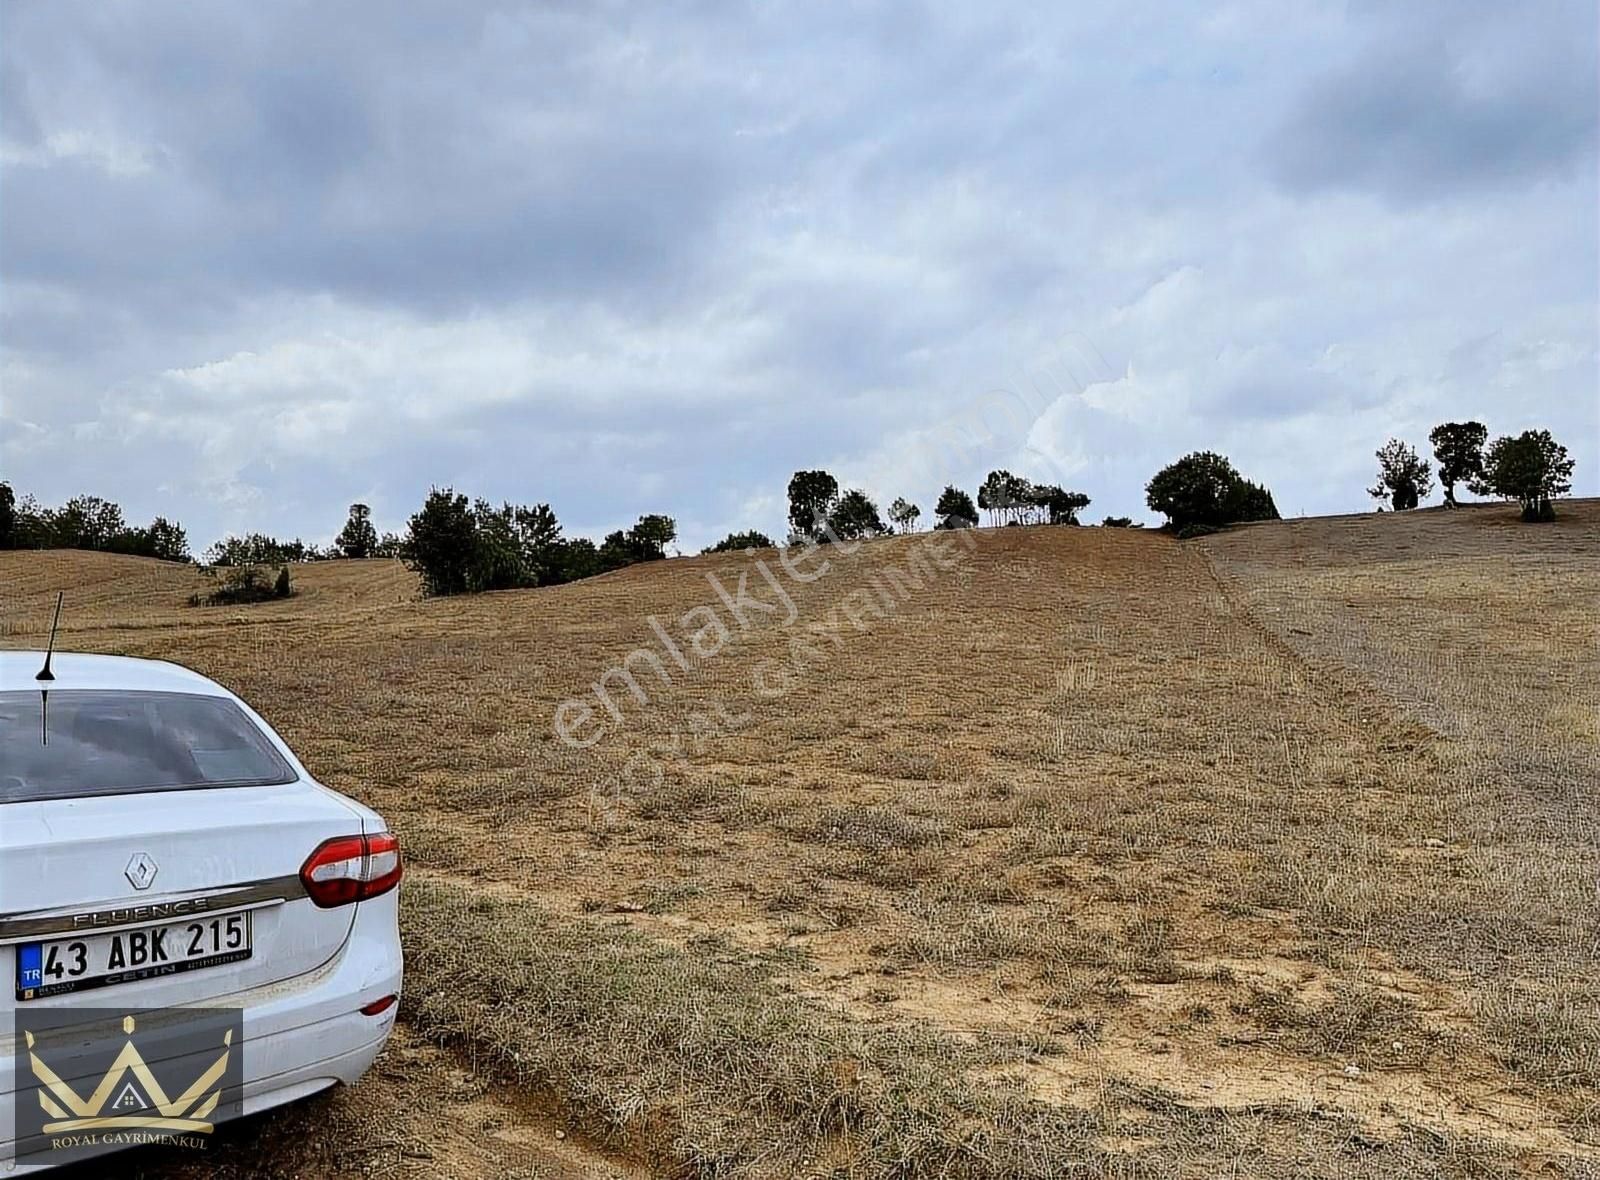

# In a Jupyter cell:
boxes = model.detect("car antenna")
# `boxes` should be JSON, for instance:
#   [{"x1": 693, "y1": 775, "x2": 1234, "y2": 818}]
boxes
[{"x1": 36, "y1": 592, "x2": 63, "y2": 681}]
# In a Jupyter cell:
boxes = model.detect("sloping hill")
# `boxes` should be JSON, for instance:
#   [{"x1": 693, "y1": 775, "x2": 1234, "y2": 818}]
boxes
[
  {"x1": 1202, "y1": 499, "x2": 1598, "y2": 767},
  {"x1": 0, "y1": 549, "x2": 202, "y2": 637},
  {"x1": 3, "y1": 504, "x2": 1596, "y2": 1178},
  {"x1": 0, "y1": 551, "x2": 420, "y2": 642}
]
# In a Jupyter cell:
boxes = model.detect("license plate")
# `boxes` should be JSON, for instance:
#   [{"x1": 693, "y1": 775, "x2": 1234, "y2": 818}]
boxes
[{"x1": 15, "y1": 912, "x2": 252, "y2": 1000}]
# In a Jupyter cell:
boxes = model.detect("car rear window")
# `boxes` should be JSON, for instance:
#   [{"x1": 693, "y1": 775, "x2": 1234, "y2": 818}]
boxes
[{"x1": 0, "y1": 689, "x2": 297, "y2": 803}]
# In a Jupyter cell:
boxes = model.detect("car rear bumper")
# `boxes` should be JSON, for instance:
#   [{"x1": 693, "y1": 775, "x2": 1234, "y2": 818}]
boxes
[{"x1": 1, "y1": 890, "x2": 401, "y2": 1174}]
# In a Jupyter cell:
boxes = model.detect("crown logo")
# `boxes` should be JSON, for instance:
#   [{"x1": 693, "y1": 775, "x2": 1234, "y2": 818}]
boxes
[{"x1": 25, "y1": 1015, "x2": 233, "y2": 1135}]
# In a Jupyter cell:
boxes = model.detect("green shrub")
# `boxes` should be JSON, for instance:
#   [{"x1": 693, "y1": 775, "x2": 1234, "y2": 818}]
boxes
[
  {"x1": 195, "y1": 564, "x2": 287, "y2": 607},
  {"x1": 704, "y1": 530, "x2": 776, "y2": 554}
]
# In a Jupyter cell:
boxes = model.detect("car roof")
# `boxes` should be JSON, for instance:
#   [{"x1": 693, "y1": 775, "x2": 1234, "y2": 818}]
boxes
[{"x1": 0, "y1": 652, "x2": 230, "y2": 697}]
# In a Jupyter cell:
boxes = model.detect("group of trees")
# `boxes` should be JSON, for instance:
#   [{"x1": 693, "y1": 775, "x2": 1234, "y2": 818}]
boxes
[
  {"x1": 705, "y1": 529, "x2": 776, "y2": 553},
  {"x1": 0, "y1": 480, "x2": 676, "y2": 601},
  {"x1": 977, "y1": 471, "x2": 1091, "y2": 526},
  {"x1": 784, "y1": 471, "x2": 893, "y2": 542},
  {"x1": 192, "y1": 563, "x2": 295, "y2": 607},
  {"x1": 0, "y1": 484, "x2": 190, "y2": 561},
  {"x1": 205, "y1": 423, "x2": 1584, "y2": 599},
  {"x1": 398, "y1": 488, "x2": 676, "y2": 597},
  {"x1": 1369, "y1": 423, "x2": 1575, "y2": 521},
  {"x1": 740, "y1": 449, "x2": 1332, "y2": 551},
  {"x1": 208, "y1": 504, "x2": 402, "y2": 565},
  {"x1": 887, "y1": 497, "x2": 921, "y2": 532},
  {"x1": 0, "y1": 483, "x2": 415, "y2": 571},
  {"x1": 721, "y1": 455, "x2": 1277, "y2": 555},
  {"x1": 756, "y1": 469, "x2": 1090, "y2": 555},
  {"x1": 935, "y1": 485, "x2": 979, "y2": 526},
  {"x1": 1479, "y1": 431, "x2": 1576, "y2": 521}
]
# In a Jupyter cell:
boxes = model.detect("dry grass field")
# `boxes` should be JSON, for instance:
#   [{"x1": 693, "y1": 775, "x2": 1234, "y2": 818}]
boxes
[{"x1": 3, "y1": 500, "x2": 1597, "y2": 1178}]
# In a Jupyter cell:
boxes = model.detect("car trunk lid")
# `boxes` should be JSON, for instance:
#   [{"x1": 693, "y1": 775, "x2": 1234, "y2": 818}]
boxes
[{"x1": 0, "y1": 781, "x2": 364, "y2": 1016}]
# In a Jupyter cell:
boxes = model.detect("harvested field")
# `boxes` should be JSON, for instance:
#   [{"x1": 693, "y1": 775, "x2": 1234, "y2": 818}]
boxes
[{"x1": 4, "y1": 500, "x2": 1597, "y2": 1178}]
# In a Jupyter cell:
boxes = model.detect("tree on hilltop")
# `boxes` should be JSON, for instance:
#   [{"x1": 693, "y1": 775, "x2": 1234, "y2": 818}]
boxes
[
  {"x1": 787, "y1": 470, "x2": 839, "y2": 542},
  {"x1": 1146, "y1": 451, "x2": 1280, "y2": 534},
  {"x1": 400, "y1": 488, "x2": 476, "y2": 596},
  {"x1": 1028, "y1": 484, "x2": 1091, "y2": 525},
  {"x1": 934, "y1": 485, "x2": 977, "y2": 528},
  {"x1": 978, "y1": 470, "x2": 1030, "y2": 526},
  {"x1": 1471, "y1": 429, "x2": 1575, "y2": 522},
  {"x1": 705, "y1": 529, "x2": 776, "y2": 553},
  {"x1": 828, "y1": 490, "x2": 889, "y2": 540},
  {"x1": 887, "y1": 497, "x2": 921, "y2": 533},
  {"x1": 630, "y1": 514, "x2": 677, "y2": 560},
  {"x1": 336, "y1": 503, "x2": 379, "y2": 558},
  {"x1": 1429, "y1": 421, "x2": 1487, "y2": 508},
  {"x1": 0, "y1": 483, "x2": 14, "y2": 549},
  {"x1": 1368, "y1": 439, "x2": 1432, "y2": 511}
]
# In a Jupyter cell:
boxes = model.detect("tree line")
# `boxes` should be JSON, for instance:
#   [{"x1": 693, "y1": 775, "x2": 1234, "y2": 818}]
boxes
[
  {"x1": 0, "y1": 486, "x2": 190, "y2": 560},
  {"x1": 739, "y1": 456, "x2": 1276, "y2": 554},
  {"x1": 767, "y1": 470, "x2": 1093, "y2": 551},
  {"x1": 0, "y1": 418, "x2": 1576, "y2": 599}
]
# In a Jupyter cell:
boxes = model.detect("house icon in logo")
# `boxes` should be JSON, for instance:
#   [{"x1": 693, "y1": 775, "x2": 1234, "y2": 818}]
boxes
[{"x1": 113, "y1": 1081, "x2": 147, "y2": 1110}]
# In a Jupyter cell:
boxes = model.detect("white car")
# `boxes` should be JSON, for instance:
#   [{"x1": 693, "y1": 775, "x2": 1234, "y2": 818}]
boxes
[{"x1": 0, "y1": 652, "x2": 403, "y2": 1172}]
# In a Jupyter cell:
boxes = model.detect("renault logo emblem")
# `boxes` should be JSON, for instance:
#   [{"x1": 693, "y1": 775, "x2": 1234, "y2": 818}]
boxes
[{"x1": 125, "y1": 852, "x2": 159, "y2": 891}]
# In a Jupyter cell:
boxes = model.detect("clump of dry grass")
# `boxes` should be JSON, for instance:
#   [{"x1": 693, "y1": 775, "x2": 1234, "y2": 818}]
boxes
[
  {"x1": 1120, "y1": 910, "x2": 1184, "y2": 983},
  {"x1": 1477, "y1": 977, "x2": 1600, "y2": 1089},
  {"x1": 636, "y1": 880, "x2": 705, "y2": 914},
  {"x1": 792, "y1": 804, "x2": 947, "y2": 851},
  {"x1": 884, "y1": 893, "x2": 1136, "y2": 984},
  {"x1": 1233, "y1": 984, "x2": 1425, "y2": 1060},
  {"x1": 831, "y1": 848, "x2": 947, "y2": 889},
  {"x1": 634, "y1": 778, "x2": 720, "y2": 820}
]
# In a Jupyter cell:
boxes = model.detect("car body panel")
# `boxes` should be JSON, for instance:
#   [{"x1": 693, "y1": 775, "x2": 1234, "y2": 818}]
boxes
[{"x1": 0, "y1": 652, "x2": 402, "y2": 1173}]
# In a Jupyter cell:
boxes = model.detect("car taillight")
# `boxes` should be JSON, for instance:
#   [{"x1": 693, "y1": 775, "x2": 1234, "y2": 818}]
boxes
[{"x1": 300, "y1": 832, "x2": 403, "y2": 908}]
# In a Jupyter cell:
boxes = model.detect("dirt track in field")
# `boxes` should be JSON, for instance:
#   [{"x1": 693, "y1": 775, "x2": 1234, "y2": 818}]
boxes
[{"x1": 85, "y1": 1025, "x2": 637, "y2": 1179}]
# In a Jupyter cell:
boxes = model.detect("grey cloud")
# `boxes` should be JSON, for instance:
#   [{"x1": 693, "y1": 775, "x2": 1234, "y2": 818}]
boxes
[
  {"x1": 0, "y1": 2, "x2": 739, "y2": 317},
  {"x1": 1267, "y1": 3, "x2": 1598, "y2": 202},
  {"x1": 1, "y1": 1, "x2": 1594, "y2": 552}
]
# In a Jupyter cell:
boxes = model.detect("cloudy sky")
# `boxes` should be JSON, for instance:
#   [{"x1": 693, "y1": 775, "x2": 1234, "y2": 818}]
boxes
[{"x1": 2, "y1": 1, "x2": 1595, "y2": 552}]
